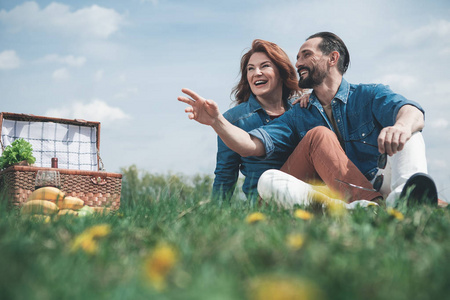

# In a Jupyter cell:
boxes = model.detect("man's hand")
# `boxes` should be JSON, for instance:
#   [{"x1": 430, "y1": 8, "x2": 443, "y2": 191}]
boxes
[
  {"x1": 177, "y1": 88, "x2": 220, "y2": 126},
  {"x1": 291, "y1": 92, "x2": 311, "y2": 108},
  {"x1": 377, "y1": 124, "x2": 411, "y2": 156},
  {"x1": 378, "y1": 104, "x2": 424, "y2": 156}
]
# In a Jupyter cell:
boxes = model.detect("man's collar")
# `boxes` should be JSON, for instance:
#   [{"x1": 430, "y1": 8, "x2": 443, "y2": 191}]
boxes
[
  {"x1": 307, "y1": 78, "x2": 349, "y2": 108},
  {"x1": 334, "y1": 78, "x2": 350, "y2": 104}
]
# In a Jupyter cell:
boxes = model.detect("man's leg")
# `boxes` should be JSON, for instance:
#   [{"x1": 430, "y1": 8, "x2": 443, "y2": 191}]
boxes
[
  {"x1": 257, "y1": 169, "x2": 315, "y2": 209},
  {"x1": 258, "y1": 169, "x2": 379, "y2": 209},
  {"x1": 280, "y1": 126, "x2": 382, "y2": 202},
  {"x1": 384, "y1": 132, "x2": 429, "y2": 206}
]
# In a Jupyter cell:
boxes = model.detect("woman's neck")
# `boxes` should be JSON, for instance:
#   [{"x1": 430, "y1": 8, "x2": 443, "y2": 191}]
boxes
[{"x1": 256, "y1": 91, "x2": 285, "y2": 116}]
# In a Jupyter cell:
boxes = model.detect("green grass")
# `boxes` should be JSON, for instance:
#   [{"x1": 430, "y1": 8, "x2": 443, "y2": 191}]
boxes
[{"x1": 1, "y1": 165, "x2": 450, "y2": 300}]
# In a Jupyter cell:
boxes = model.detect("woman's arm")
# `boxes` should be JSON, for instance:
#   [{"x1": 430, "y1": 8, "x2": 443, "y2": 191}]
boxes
[{"x1": 178, "y1": 88, "x2": 265, "y2": 157}]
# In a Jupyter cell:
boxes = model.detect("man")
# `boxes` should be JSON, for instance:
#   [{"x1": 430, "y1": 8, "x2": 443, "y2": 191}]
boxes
[
  {"x1": 255, "y1": 32, "x2": 435, "y2": 207},
  {"x1": 178, "y1": 32, "x2": 437, "y2": 208}
]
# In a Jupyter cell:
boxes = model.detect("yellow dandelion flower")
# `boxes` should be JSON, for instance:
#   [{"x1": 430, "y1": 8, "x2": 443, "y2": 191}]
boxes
[
  {"x1": 311, "y1": 184, "x2": 342, "y2": 200},
  {"x1": 144, "y1": 243, "x2": 178, "y2": 291},
  {"x1": 71, "y1": 232, "x2": 97, "y2": 254},
  {"x1": 71, "y1": 224, "x2": 111, "y2": 255},
  {"x1": 248, "y1": 276, "x2": 324, "y2": 300},
  {"x1": 30, "y1": 214, "x2": 51, "y2": 223},
  {"x1": 294, "y1": 209, "x2": 314, "y2": 220},
  {"x1": 286, "y1": 234, "x2": 305, "y2": 251},
  {"x1": 387, "y1": 207, "x2": 404, "y2": 221},
  {"x1": 326, "y1": 200, "x2": 347, "y2": 217},
  {"x1": 85, "y1": 224, "x2": 111, "y2": 238},
  {"x1": 246, "y1": 212, "x2": 266, "y2": 224},
  {"x1": 309, "y1": 189, "x2": 347, "y2": 217}
]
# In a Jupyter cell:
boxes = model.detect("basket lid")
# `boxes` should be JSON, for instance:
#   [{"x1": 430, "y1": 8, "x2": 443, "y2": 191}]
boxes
[{"x1": 1, "y1": 112, "x2": 101, "y2": 171}]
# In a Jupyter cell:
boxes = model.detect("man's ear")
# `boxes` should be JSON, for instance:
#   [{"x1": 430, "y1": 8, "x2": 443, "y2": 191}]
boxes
[{"x1": 329, "y1": 51, "x2": 340, "y2": 67}]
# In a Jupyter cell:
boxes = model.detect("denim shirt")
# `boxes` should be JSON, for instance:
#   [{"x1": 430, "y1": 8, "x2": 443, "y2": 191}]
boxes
[
  {"x1": 249, "y1": 79, "x2": 424, "y2": 181},
  {"x1": 213, "y1": 94, "x2": 294, "y2": 201}
]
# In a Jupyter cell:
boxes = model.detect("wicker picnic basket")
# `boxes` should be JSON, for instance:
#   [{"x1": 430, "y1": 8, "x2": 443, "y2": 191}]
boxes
[{"x1": 0, "y1": 112, "x2": 122, "y2": 210}]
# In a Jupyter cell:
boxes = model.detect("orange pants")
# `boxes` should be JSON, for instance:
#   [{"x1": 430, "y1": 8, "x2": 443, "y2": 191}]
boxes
[{"x1": 280, "y1": 126, "x2": 382, "y2": 202}]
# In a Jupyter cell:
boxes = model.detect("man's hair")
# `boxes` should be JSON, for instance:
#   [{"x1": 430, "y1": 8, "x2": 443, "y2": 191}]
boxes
[
  {"x1": 307, "y1": 32, "x2": 350, "y2": 75},
  {"x1": 232, "y1": 39, "x2": 300, "y2": 105}
]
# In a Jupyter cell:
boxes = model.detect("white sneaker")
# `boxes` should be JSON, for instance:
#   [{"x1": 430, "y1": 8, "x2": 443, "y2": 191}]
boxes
[{"x1": 346, "y1": 200, "x2": 379, "y2": 210}]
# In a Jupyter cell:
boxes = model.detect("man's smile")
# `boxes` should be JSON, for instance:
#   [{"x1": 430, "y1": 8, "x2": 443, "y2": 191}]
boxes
[{"x1": 298, "y1": 68, "x2": 309, "y2": 79}]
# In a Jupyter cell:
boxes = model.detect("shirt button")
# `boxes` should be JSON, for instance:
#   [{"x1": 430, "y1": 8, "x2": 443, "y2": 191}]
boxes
[
  {"x1": 337, "y1": 119, "x2": 340, "y2": 122},
  {"x1": 266, "y1": 119, "x2": 269, "y2": 123},
  {"x1": 362, "y1": 133, "x2": 366, "y2": 137}
]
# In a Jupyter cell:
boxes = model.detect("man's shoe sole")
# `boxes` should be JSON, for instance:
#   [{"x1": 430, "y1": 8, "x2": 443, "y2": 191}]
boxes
[{"x1": 401, "y1": 173, "x2": 438, "y2": 206}]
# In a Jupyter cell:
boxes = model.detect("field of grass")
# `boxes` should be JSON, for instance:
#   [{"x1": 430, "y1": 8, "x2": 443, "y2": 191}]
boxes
[{"x1": 1, "y1": 165, "x2": 450, "y2": 300}]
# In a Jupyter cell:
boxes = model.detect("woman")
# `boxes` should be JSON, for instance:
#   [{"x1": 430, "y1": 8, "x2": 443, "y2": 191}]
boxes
[{"x1": 212, "y1": 39, "x2": 301, "y2": 202}]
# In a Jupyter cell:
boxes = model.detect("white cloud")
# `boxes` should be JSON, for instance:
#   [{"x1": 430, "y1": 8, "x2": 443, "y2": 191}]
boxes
[
  {"x1": 140, "y1": 0, "x2": 158, "y2": 4},
  {"x1": 114, "y1": 87, "x2": 139, "y2": 99},
  {"x1": 0, "y1": 1, "x2": 124, "y2": 39},
  {"x1": 427, "y1": 158, "x2": 448, "y2": 169},
  {"x1": 396, "y1": 19, "x2": 450, "y2": 47},
  {"x1": 37, "y1": 54, "x2": 86, "y2": 67},
  {"x1": 0, "y1": 50, "x2": 21, "y2": 69},
  {"x1": 119, "y1": 74, "x2": 127, "y2": 83},
  {"x1": 244, "y1": 0, "x2": 383, "y2": 40},
  {"x1": 430, "y1": 118, "x2": 449, "y2": 129},
  {"x1": 52, "y1": 68, "x2": 70, "y2": 80},
  {"x1": 94, "y1": 69, "x2": 104, "y2": 81},
  {"x1": 440, "y1": 47, "x2": 450, "y2": 56},
  {"x1": 372, "y1": 73, "x2": 418, "y2": 92},
  {"x1": 45, "y1": 99, "x2": 130, "y2": 126}
]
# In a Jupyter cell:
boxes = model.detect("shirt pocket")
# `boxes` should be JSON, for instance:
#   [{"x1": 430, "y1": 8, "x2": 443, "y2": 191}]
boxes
[
  {"x1": 347, "y1": 120, "x2": 379, "y2": 158},
  {"x1": 348, "y1": 120, "x2": 376, "y2": 140}
]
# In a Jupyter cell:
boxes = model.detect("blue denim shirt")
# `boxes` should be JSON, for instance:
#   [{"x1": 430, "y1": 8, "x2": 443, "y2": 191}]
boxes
[
  {"x1": 249, "y1": 79, "x2": 424, "y2": 181},
  {"x1": 213, "y1": 94, "x2": 293, "y2": 201}
]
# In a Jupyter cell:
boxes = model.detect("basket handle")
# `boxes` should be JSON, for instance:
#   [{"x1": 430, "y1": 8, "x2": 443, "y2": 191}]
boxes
[
  {"x1": 91, "y1": 176, "x2": 107, "y2": 185},
  {"x1": 97, "y1": 149, "x2": 105, "y2": 171}
]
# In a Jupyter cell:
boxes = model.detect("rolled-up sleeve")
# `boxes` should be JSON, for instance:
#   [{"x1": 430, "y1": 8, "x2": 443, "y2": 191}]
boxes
[
  {"x1": 248, "y1": 127, "x2": 275, "y2": 159},
  {"x1": 248, "y1": 113, "x2": 298, "y2": 160},
  {"x1": 371, "y1": 84, "x2": 424, "y2": 127}
]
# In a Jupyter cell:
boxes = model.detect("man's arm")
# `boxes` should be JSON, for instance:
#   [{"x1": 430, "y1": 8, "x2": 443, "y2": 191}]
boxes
[
  {"x1": 377, "y1": 104, "x2": 424, "y2": 156},
  {"x1": 177, "y1": 88, "x2": 265, "y2": 157}
]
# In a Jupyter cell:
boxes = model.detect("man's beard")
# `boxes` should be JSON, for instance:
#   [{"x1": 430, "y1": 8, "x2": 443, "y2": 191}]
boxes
[{"x1": 298, "y1": 66, "x2": 327, "y2": 89}]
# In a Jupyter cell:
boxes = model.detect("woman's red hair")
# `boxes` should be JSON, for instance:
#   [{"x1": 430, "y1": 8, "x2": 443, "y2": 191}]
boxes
[{"x1": 232, "y1": 39, "x2": 300, "y2": 105}]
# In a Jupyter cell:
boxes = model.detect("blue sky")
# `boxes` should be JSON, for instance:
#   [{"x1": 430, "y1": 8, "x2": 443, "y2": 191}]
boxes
[{"x1": 1, "y1": 0, "x2": 450, "y2": 201}]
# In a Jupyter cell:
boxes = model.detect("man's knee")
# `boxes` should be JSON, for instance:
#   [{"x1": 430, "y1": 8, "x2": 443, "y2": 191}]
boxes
[
  {"x1": 257, "y1": 169, "x2": 279, "y2": 200},
  {"x1": 258, "y1": 169, "x2": 279, "y2": 189},
  {"x1": 304, "y1": 126, "x2": 338, "y2": 145}
]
